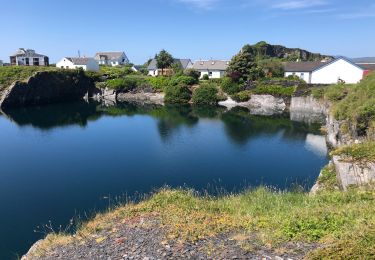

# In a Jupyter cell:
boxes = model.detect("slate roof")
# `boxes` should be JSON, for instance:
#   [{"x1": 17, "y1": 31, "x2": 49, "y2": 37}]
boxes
[
  {"x1": 351, "y1": 57, "x2": 375, "y2": 64},
  {"x1": 283, "y1": 61, "x2": 326, "y2": 72},
  {"x1": 147, "y1": 59, "x2": 192, "y2": 70},
  {"x1": 95, "y1": 52, "x2": 125, "y2": 60},
  {"x1": 66, "y1": 57, "x2": 94, "y2": 65},
  {"x1": 11, "y1": 48, "x2": 47, "y2": 58},
  {"x1": 192, "y1": 60, "x2": 230, "y2": 71}
]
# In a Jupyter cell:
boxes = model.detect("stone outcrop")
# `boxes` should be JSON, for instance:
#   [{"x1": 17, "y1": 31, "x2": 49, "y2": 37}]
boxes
[
  {"x1": 290, "y1": 96, "x2": 327, "y2": 124},
  {"x1": 0, "y1": 71, "x2": 95, "y2": 109},
  {"x1": 219, "y1": 95, "x2": 286, "y2": 116},
  {"x1": 332, "y1": 156, "x2": 375, "y2": 191},
  {"x1": 325, "y1": 114, "x2": 363, "y2": 148},
  {"x1": 117, "y1": 92, "x2": 164, "y2": 105}
]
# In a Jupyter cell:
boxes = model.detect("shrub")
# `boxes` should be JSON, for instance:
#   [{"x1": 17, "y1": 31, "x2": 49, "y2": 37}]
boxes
[
  {"x1": 107, "y1": 76, "x2": 147, "y2": 91},
  {"x1": 231, "y1": 91, "x2": 251, "y2": 102},
  {"x1": 147, "y1": 77, "x2": 171, "y2": 91},
  {"x1": 100, "y1": 66, "x2": 134, "y2": 79},
  {"x1": 202, "y1": 74, "x2": 209, "y2": 80},
  {"x1": 252, "y1": 85, "x2": 296, "y2": 97},
  {"x1": 170, "y1": 75, "x2": 197, "y2": 86},
  {"x1": 164, "y1": 84, "x2": 192, "y2": 104},
  {"x1": 192, "y1": 83, "x2": 219, "y2": 105},
  {"x1": 220, "y1": 77, "x2": 242, "y2": 94},
  {"x1": 184, "y1": 69, "x2": 201, "y2": 81}
]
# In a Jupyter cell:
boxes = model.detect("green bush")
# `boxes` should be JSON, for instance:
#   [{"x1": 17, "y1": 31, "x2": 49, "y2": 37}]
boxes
[
  {"x1": 169, "y1": 75, "x2": 197, "y2": 86},
  {"x1": 220, "y1": 77, "x2": 242, "y2": 94},
  {"x1": 202, "y1": 74, "x2": 209, "y2": 80},
  {"x1": 107, "y1": 75, "x2": 147, "y2": 91},
  {"x1": 100, "y1": 66, "x2": 134, "y2": 79},
  {"x1": 164, "y1": 84, "x2": 192, "y2": 104},
  {"x1": 147, "y1": 77, "x2": 171, "y2": 91},
  {"x1": 252, "y1": 85, "x2": 296, "y2": 97},
  {"x1": 184, "y1": 69, "x2": 201, "y2": 81},
  {"x1": 192, "y1": 83, "x2": 219, "y2": 105},
  {"x1": 231, "y1": 90, "x2": 251, "y2": 102}
]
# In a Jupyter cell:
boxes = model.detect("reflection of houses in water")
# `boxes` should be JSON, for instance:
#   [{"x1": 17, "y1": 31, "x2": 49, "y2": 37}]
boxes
[{"x1": 305, "y1": 134, "x2": 328, "y2": 157}]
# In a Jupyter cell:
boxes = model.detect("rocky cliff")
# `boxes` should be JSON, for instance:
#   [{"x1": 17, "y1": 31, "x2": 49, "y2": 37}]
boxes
[
  {"x1": 249, "y1": 41, "x2": 333, "y2": 61},
  {"x1": 0, "y1": 70, "x2": 95, "y2": 109}
]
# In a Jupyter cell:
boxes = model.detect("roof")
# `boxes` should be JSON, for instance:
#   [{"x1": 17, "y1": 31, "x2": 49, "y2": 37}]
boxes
[
  {"x1": 358, "y1": 64, "x2": 375, "y2": 71},
  {"x1": 11, "y1": 48, "x2": 47, "y2": 58},
  {"x1": 94, "y1": 52, "x2": 125, "y2": 60},
  {"x1": 66, "y1": 57, "x2": 94, "y2": 65},
  {"x1": 147, "y1": 59, "x2": 192, "y2": 70},
  {"x1": 283, "y1": 61, "x2": 325, "y2": 72},
  {"x1": 351, "y1": 57, "x2": 375, "y2": 64},
  {"x1": 284, "y1": 57, "x2": 364, "y2": 72},
  {"x1": 192, "y1": 60, "x2": 230, "y2": 71}
]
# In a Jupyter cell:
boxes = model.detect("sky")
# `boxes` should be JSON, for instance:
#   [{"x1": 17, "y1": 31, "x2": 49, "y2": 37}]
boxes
[{"x1": 0, "y1": 0, "x2": 374, "y2": 64}]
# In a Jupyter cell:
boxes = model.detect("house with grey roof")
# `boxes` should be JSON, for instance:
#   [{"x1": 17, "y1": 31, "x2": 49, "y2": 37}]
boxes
[
  {"x1": 94, "y1": 52, "x2": 129, "y2": 66},
  {"x1": 192, "y1": 60, "x2": 230, "y2": 79},
  {"x1": 284, "y1": 57, "x2": 366, "y2": 84},
  {"x1": 10, "y1": 48, "x2": 49, "y2": 66},
  {"x1": 56, "y1": 57, "x2": 99, "y2": 72},
  {"x1": 147, "y1": 59, "x2": 193, "y2": 76}
]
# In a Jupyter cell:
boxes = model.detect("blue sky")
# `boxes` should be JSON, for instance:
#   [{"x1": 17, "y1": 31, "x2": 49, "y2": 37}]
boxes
[{"x1": 0, "y1": 0, "x2": 374, "y2": 64}]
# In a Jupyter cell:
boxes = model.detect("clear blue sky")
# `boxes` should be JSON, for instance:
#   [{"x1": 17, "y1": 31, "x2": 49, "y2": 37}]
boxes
[{"x1": 0, "y1": 0, "x2": 374, "y2": 64}]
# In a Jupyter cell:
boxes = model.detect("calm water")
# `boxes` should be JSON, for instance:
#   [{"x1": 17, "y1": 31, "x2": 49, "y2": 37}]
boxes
[{"x1": 0, "y1": 102, "x2": 328, "y2": 259}]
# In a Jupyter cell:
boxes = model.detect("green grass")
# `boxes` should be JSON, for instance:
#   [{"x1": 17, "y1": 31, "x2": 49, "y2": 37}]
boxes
[
  {"x1": 332, "y1": 142, "x2": 375, "y2": 162},
  {"x1": 314, "y1": 72, "x2": 375, "y2": 137},
  {"x1": 0, "y1": 66, "x2": 58, "y2": 90},
  {"x1": 315, "y1": 164, "x2": 340, "y2": 192},
  {"x1": 35, "y1": 187, "x2": 375, "y2": 259}
]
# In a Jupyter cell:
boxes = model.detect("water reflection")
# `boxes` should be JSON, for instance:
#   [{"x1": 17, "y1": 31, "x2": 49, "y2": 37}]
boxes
[{"x1": 1, "y1": 101, "x2": 324, "y2": 145}]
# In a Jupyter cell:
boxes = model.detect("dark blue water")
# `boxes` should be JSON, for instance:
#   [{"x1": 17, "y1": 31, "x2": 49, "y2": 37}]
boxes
[{"x1": 0, "y1": 102, "x2": 328, "y2": 259}]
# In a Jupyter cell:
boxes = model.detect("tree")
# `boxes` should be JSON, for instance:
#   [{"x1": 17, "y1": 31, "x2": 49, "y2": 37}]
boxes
[
  {"x1": 155, "y1": 50, "x2": 174, "y2": 76},
  {"x1": 226, "y1": 44, "x2": 257, "y2": 82}
]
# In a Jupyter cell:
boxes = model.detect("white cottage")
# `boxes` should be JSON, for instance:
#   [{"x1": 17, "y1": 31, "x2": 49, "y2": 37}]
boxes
[
  {"x1": 284, "y1": 57, "x2": 366, "y2": 84},
  {"x1": 56, "y1": 57, "x2": 99, "y2": 72},
  {"x1": 147, "y1": 59, "x2": 193, "y2": 76},
  {"x1": 10, "y1": 48, "x2": 49, "y2": 66},
  {"x1": 192, "y1": 60, "x2": 229, "y2": 79},
  {"x1": 94, "y1": 52, "x2": 129, "y2": 66}
]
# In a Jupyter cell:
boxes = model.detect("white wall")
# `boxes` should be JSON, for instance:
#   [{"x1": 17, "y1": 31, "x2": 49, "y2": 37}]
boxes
[
  {"x1": 199, "y1": 70, "x2": 225, "y2": 79},
  {"x1": 56, "y1": 58, "x2": 99, "y2": 72},
  {"x1": 311, "y1": 59, "x2": 364, "y2": 84},
  {"x1": 285, "y1": 72, "x2": 310, "y2": 83},
  {"x1": 15, "y1": 56, "x2": 48, "y2": 66}
]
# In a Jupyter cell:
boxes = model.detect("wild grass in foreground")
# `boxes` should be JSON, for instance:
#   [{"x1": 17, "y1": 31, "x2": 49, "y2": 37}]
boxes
[{"x1": 35, "y1": 187, "x2": 375, "y2": 259}]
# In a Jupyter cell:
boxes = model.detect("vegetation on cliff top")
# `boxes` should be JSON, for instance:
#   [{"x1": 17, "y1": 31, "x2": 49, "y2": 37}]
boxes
[
  {"x1": 35, "y1": 187, "x2": 375, "y2": 259},
  {"x1": 313, "y1": 72, "x2": 375, "y2": 137},
  {"x1": 332, "y1": 142, "x2": 375, "y2": 162},
  {"x1": 0, "y1": 66, "x2": 58, "y2": 90}
]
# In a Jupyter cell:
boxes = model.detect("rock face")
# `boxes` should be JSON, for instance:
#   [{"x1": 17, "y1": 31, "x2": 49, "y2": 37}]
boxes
[
  {"x1": 0, "y1": 71, "x2": 95, "y2": 109},
  {"x1": 333, "y1": 156, "x2": 375, "y2": 191},
  {"x1": 117, "y1": 92, "x2": 165, "y2": 105},
  {"x1": 248, "y1": 41, "x2": 333, "y2": 61},
  {"x1": 325, "y1": 114, "x2": 363, "y2": 148},
  {"x1": 219, "y1": 95, "x2": 286, "y2": 116},
  {"x1": 290, "y1": 96, "x2": 327, "y2": 124}
]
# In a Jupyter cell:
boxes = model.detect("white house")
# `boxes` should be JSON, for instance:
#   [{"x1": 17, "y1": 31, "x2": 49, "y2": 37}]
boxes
[
  {"x1": 284, "y1": 57, "x2": 366, "y2": 84},
  {"x1": 56, "y1": 57, "x2": 99, "y2": 72},
  {"x1": 192, "y1": 60, "x2": 230, "y2": 79},
  {"x1": 94, "y1": 52, "x2": 129, "y2": 66},
  {"x1": 10, "y1": 48, "x2": 49, "y2": 66},
  {"x1": 147, "y1": 58, "x2": 193, "y2": 76}
]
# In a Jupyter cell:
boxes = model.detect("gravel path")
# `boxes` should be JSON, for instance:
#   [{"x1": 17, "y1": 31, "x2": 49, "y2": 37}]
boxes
[{"x1": 24, "y1": 215, "x2": 317, "y2": 260}]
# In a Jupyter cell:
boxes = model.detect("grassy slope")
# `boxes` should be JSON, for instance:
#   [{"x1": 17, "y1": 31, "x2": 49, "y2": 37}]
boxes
[
  {"x1": 0, "y1": 66, "x2": 58, "y2": 90},
  {"x1": 36, "y1": 188, "x2": 375, "y2": 259}
]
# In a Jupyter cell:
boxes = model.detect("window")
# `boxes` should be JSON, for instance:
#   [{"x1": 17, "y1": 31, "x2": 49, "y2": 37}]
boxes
[
  {"x1": 33, "y1": 58, "x2": 39, "y2": 66},
  {"x1": 61, "y1": 66, "x2": 64, "y2": 69},
  {"x1": 25, "y1": 58, "x2": 29, "y2": 66},
  {"x1": 300, "y1": 73, "x2": 304, "y2": 79},
  {"x1": 209, "y1": 72, "x2": 213, "y2": 77}
]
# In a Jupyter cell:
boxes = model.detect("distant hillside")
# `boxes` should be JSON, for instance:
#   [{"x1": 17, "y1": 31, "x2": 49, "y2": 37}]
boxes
[
  {"x1": 248, "y1": 41, "x2": 333, "y2": 62},
  {"x1": 351, "y1": 57, "x2": 375, "y2": 63}
]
